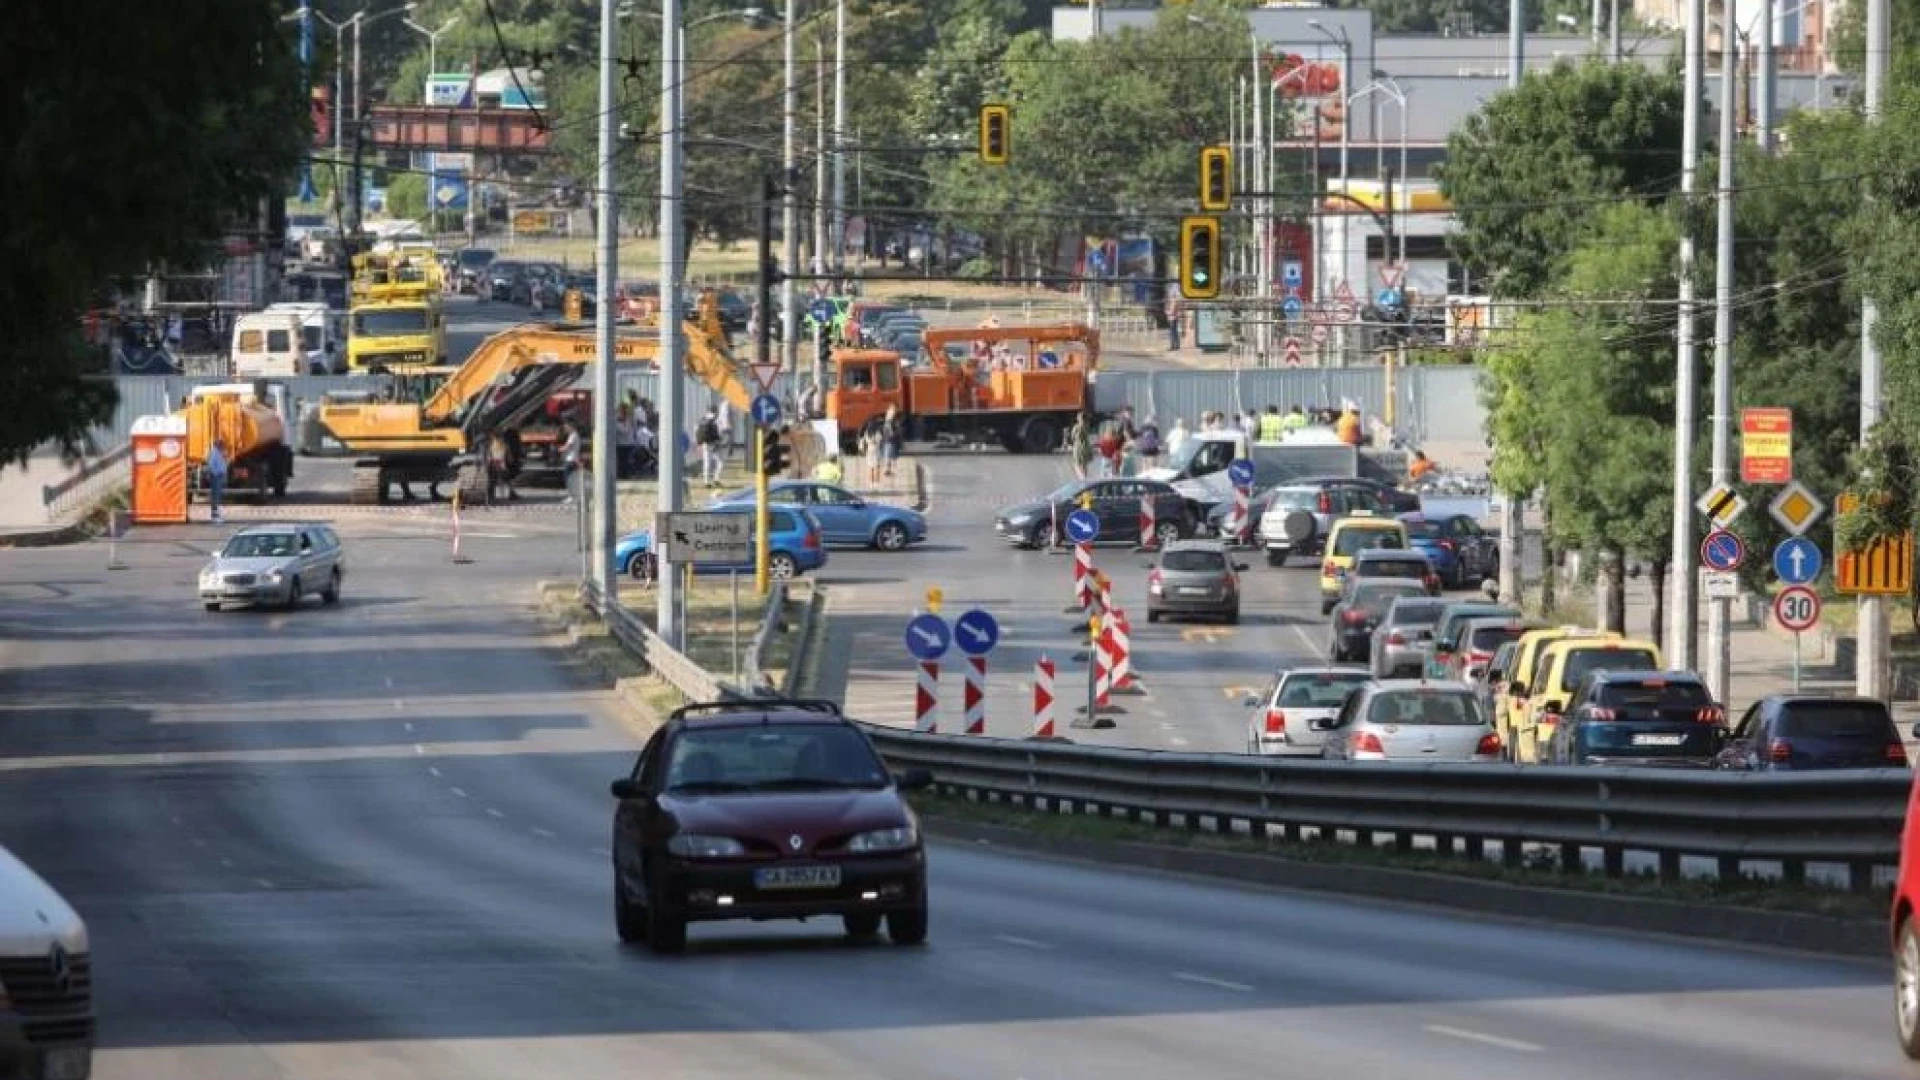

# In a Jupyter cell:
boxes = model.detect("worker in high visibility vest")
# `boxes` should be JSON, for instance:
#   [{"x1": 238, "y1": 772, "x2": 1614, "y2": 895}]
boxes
[{"x1": 1256, "y1": 406, "x2": 1286, "y2": 444}]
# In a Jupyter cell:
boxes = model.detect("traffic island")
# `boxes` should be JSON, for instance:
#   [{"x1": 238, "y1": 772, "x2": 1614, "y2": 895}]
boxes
[{"x1": 535, "y1": 581, "x2": 658, "y2": 735}]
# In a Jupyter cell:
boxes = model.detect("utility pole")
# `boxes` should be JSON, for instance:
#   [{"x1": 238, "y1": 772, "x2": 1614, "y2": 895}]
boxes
[
  {"x1": 756, "y1": 172, "x2": 779, "y2": 595},
  {"x1": 1497, "y1": 0, "x2": 1525, "y2": 605},
  {"x1": 298, "y1": 6, "x2": 317, "y2": 201},
  {"x1": 1705, "y1": 0, "x2": 1738, "y2": 704},
  {"x1": 1252, "y1": 33, "x2": 1270, "y2": 366},
  {"x1": 1756, "y1": 0, "x2": 1775, "y2": 149},
  {"x1": 781, "y1": 0, "x2": 801, "y2": 375},
  {"x1": 1508, "y1": 0, "x2": 1523, "y2": 86},
  {"x1": 1667, "y1": 0, "x2": 1705, "y2": 668},
  {"x1": 1859, "y1": 0, "x2": 1891, "y2": 700},
  {"x1": 814, "y1": 38, "x2": 828, "y2": 276},
  {"x1": 592, "y1": 0, "x2": 620, "y2": 605},
  {"x1": 1609, "y1": 0, "x2": 1622, "y2": 61},
  {"x1": 657, "y1": 0, "x2": 687, "y2": 647},
  {"x1": 831, "y1": 0, "x2": 848, "y2": 280}
]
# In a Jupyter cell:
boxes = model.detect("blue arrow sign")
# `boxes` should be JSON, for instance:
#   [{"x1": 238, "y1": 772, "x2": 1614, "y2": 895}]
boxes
[
  {"x1": 751, "y1": 393, "x2": 782, "y2": 426},
  {"x1": 1065, "y1": 509, "x2": 1101, "y2": 545},
  {"x1": 904, "y1": 612, "x2": 951, "y2": 661},
  {"x1": 1700, "y1": 529, "x2": 1746, "y2": 572},
  {"x1": 953, "y1": 609, "x2": 1001, "y2": 656},
  {"x1": 1281, "y1": 295, "x2": 1304, "y2": 320},
  {"x1": 1376, "y1": 287, "x2": 1404, "y2": 310},
  {"x1": 809, "y1": 299, "x2": 835, "y2": 325},
  {"x1": 1227, "y1": 458, "x2": 1255, "y2": 488},
  {"x1": 1037, "y1": 349, "x2": 1061, "y2": 369},
  {"x1": 1774, "y1": 536, "x2": 1822, "y2": 585}
]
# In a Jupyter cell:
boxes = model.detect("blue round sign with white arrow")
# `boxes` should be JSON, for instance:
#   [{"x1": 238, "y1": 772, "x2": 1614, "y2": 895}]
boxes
[
  {"x1": 1227, "y1": 458, "x2": 1255, "y2": 488},
  {"x1": 751, "y1": 393, "x2": 782, "y2": 427},
  {"x1": 953, "y1": 609, "x2": 1001, "y2": 656},
  {"x1": 904, "y1": 612, "x2": 951, "y2": 661},
  {"x1": 1773, "y1": 536, "x2": 1822, "y2": 586},
  {"x1": 1064, "y1": 509, "x2": 1101, "y2": 545}
]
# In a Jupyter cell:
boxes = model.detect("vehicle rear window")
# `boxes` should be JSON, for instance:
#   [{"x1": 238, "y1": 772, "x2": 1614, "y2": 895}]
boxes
[
  {"x1": 665, "y1": 722, "x2": 889, "y2": 792},
  {"x1": 1161, "y1": 550, "x2": 1227, "y2": 573},
  {"x1": 1271, "y1": 489, "x2": 1318, "y2": 510},
  {"x1": 1368, "y1": 690, "x2": 1482, "y2": 726},
  {"x1": 1334, "y1": 527, "x2": 1404, "y2": 557},
  {"x1": 1386, "y1": 600, "x2": 1447, "y2": 625},
  {"x1": 1404, "y1": 520, "x2": 1442, "y2": 540},
  {"x1": 1359, "y1": 557, "x2": 1430, "y2": 579},
  {"x1": 1468, "y1": 624, "x2": 1526, "y2": 651},
  {"x1": 1278, "y1": 672, "x2": 1369, "y2": 707},
  {"x1": 1595, "y1": 680, "x2": 1712, "y2": 709},
  {"x1": 1355, "y1": 583, "x2": 1427, "y2": 613},
  {"x1": 1559, "y1": 647, "x2": 1659, "y2": 691},
  {"x1": 1778, "y1": 701, "x2": 1896, "y2": 739},
  {"x1": 770, "y1": 510, "x2": 797, "y2": 532}
]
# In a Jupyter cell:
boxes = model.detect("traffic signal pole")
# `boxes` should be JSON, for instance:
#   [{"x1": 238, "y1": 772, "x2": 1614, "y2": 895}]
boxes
[{"x1": 756, "y1": 171, "x2": 778, "y2": 597}]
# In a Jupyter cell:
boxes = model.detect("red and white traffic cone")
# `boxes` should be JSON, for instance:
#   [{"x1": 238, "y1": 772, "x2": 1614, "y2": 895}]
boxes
[
  {"x1": 1031, "y1": 656, "x2": 1056, "y2": 738},
  {"x1": 1137, "y1": 495, "x2": 1158, "y2": 552},
  {"x1": 963, "y1": 655, "x2": 987, "y2": 735},
  {"x1": 1110, "y1": 608, "x2": 1140, "y2": 694},
  {"x1": 913, "y1": 661, "x2": 939, "y2": 733}
]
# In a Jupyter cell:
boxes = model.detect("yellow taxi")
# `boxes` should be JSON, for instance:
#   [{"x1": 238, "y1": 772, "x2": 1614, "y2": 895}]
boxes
[
  {"x1": 1318, "y1": 513, "x2": 1411, "y2": 614},
  {"x1": 1496, "y1": 626, "x2": 1607, "y2": 754},
  {"x1": 1511, "y1": 635, "x2": 1664, "y2": 763}
]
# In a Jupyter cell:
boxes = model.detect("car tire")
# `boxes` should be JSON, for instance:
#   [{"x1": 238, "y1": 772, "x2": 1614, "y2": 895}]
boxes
[
  {"x1": 1223, "y1": 610, "x2": 1239, "y2": 625},
  {"x1": 1153, "y1": 521, "x2": 1183, "y2": 548},
  {"x1": 628, "y1": 552, "x2": 656, "y2": 581},
  {"x1": 285, "y1": 576, "x2": 302, "y2": 610},
  {"x1": 843, "y1": 912, "x2": 883, "y2": 938},
  {"x1": 615, "y1": 879, "x2": 648, "y2": 944},
  {"x1": 874, "y1": 521, "x2": 910, "y2": 552},
  {"x1": 321, "y1": 569, "x2": 341, "y2": 605},
  {"x1": 1321, "y1": 600, "x2": 1335, "y2": 616},
  {"x1": 886, "y1": 905, "x2": 929, "y2": 946},
  {"x1": 646, "y1": 886, "x2": 688, "y2": 955},
  {"x1": 1147, "y1": 610, "x2": 1160, "y2": 624},
  {"x1": 1900, "y1": 920, "x2": 1920, "y2": 1059},
  {"x1": 1266, "y1": 550, "x2": 1287, "y2": 567},
  {"x1": 768, "y1": 552, "x2": 799, "y2": 580},
  {"x1": 1027, "y1": 521, "x2": 1055, "y2": 549},
  {"x1": 204, "y1": 602, "x2": 220, "y2": 613}
]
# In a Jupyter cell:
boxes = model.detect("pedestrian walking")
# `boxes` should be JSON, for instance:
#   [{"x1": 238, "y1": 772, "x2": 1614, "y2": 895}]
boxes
[
  {"x1": 206, "y1": 439, "x2": 229, "y2": 524},
  {"x1": 1068, "y1": 413, "x2": 1093, "y2": 479},
  {"x1": 697, "y1": 410, "x2": 724, "y2": 486},
  {"x1": 880, "y1": 405, "x2": 903, "y2": 482}
]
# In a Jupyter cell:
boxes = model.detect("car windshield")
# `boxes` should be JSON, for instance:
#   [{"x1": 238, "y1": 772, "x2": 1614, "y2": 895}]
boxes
[
  {"x1": 1777, "y1": 701, "x2": 1896, "y2": 739},
  {"x1": 1386, "y1": 600, "x2": 1447, "y2": 626},
  {"x1": 353, "y1": 309, "x2": 429, "y2": 337},
  {"x1": 1468, "y1": 624, "x2": 1527, "y2": 651},
  {"x1": 1279, "y1": 672, "x2": 1369, "y2": 707},
  {"x1": 1595, "y1": 680, "x2": 1712, "y2": 709},
  {"x1": 457, "y1": 249, "x2": 496, "y2": 269},
  {"x1": 1359, "y1": 556, "x2": 1430, "y2": 578},
  {"x1": 1369, "y1": 690, "x2": 1482, "y2": 726},
  {"x1": 1334, "y1": 528, "x2": 1404, "y2": 557},
  {"x1": 222, "y1": 533, "x2": 300, "y2": 558},
  {"x1": 662, "y1": 722, "x2": 890, "y2": 793},
  {"x1": 1559, "y1": 647, "x2": 1660, "y2": 691},
  {"x1": 1161, "y1": 550, "x2": 1227, "y2": 573}
]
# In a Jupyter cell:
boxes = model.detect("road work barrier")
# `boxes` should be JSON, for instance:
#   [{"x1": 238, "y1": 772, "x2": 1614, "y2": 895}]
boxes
[
  {"x1": 1108, "y1": 609, "x2": 1138, "y2": 694},
  {"x1": 914, "y1": 659, "x2": 940, "y2": 733},
  {"x1": 1071, "y1": 541, "x2": 1094, "y2": 612},
  {"x1": 1137, "y1": 496, "x2": 1158, "y2": 552},
  {"x1": 864, "y1": 726, "x2": 1911, "y2": 889},
  {"x1": 1031, "y1": 656, "x2": 1056, "y2": 739},
  {"x1": 963, "y1": 653, "x2": 987, "y2": 735}
]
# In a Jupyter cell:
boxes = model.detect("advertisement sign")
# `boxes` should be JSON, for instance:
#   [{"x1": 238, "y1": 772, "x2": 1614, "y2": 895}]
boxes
[{"x1": 425, "y1": 75, "x2": 474, "y2": 107}]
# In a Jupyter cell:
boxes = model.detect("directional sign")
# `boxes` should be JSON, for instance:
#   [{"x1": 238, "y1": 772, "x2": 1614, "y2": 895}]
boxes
[
  {"x1": 1378, "y1": 262, "x2": 1406, "y2": 290},
  {"x1": 1835, "y1": 493, "x2": 1915, "y2": 596},
  {"x1": 1773, "y1": 586, "x2": 1822, "y2": 633},
  {"x1": 1700, "y1": 529, "x2": 1747, "y2": 572},
  {"x1": 1773, "y1": 536, "x2": 1822, "y2": 586},
  {"x1": 1064, "y1": 509, "x2": 1101, "y2": 545},
  {"x1": 1740, "y1": 407, "x2": 1793, "y2": 484},
  {"x1": 953, "y1": 609, "x2": 1001, "y2": 656},
  {"x1": 1695, "y1": 483, "x2": 1747, "y2": 529},
  {"x1": 1376, "y1": 287, "x2": 1404, "y2": 310},
  {"x1": 904, "y1": 612, "x2": 952, "y2": 661},
  {"x1": 1769, "y1": 480, "x2": 1826, "y2": 536},
  {"x1": 1227, "y1": 458, "x2": 1255, "y2": 488},
  {"x1": 1282, "y1": 337, "x2": 1302, "y2": 367},
  {"x1": 750, "y1": 393, "x2": 782, "y2": 427},
  {"x1": 1281, "y1": 295, "x2": 1304, "y2": 320},
  {"x1": 750, "y1": 362, "x2": 782, "y2": 393},
  {"x1": 654, "y1": 512, "x2": 753, "y2": 564},
  {"x1": 809, "y1": 299, "x2": 835, "y2": 326}
]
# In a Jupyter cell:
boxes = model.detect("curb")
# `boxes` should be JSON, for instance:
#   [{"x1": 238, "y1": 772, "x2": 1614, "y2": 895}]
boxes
[
  {"x1": 0, "y1": 521, "x2": 92, "y2": 549},
  {"x1": 920, "y1": 816, "x2": 1887, "y2": 959}
]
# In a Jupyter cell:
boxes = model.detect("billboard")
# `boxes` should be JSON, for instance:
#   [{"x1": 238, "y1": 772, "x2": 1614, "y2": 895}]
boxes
[
  {"x1": 426, "y1": 75, "x2": 474, "y2": 107},
  {"x1": 428, "y1": 155, "x2": 469, "y2": 210}
]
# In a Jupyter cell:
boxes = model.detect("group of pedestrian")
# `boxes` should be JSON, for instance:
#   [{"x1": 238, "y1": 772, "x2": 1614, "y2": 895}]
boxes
[
  {"x1": 1067, "y1": 406, "x2": 1164, "y2": 480},
  {"x1": 858, "y1": 405, "x2": 903, "y2": 487}
]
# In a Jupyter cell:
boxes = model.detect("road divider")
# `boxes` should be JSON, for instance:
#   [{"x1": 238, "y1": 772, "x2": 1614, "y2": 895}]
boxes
[{"x1": 1031, "y1": 656, "x2": 1056, "y2": 738}]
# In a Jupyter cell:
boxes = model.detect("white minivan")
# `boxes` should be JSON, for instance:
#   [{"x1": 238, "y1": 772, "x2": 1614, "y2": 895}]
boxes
[
  {"x1": 0, "y1": 844, "x2": 92, "y2": 1078},
  {"x1": 231, "y1": 304, "x2": 345, "y2": 377}
]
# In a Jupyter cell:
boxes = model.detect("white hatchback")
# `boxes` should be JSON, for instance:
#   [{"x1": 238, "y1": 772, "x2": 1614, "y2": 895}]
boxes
[{"x1": 1245, "y1": 666, "x2": 1372, "y2": 756}]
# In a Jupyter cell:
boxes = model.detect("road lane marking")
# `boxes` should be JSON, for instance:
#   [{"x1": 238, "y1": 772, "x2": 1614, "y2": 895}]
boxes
[
  {"x1": 191, "y1": 838, "x2": 208, "y2": 848},
  {"x1": 254, "y1": 878, "x2": 276, "y2": 889},
  {"x1": 486, "y1": 808, "x2": 506, "y2": 819},
  {"x1": 1169, "y1": 736, "x2": 1189, "y2": 747},
  {"x1": 1422, "y1": 1025, "x2": 1542, "y2": 1053},
  {"x1": 530, "y1": 826, "x2": 556, "y2": 839},
  {"x1": 450, "y1": 787, "x2": 469, "y2": 799},
  {"x1": 1222, "y1": 684, "x2": 1261, "y2": 700},
  {"x1": 1288, "y1": 621, "x2": 1320, "y2": 655},
  {"x1": 427, "y1": 766, "x2": 442, "y2": 777},
  {"x1": 1179, "y1": 626, "x2": 1234, "y2": 644},
  {"x1": 220, "y1": 858, "x2": 235, "y2": 869},
  {"x1": 1172, "y1": 971, "x2": 1254, "y2": 993},
  {"x1": 993, "y1": 934, "x2": 1054, "y2": 950}
]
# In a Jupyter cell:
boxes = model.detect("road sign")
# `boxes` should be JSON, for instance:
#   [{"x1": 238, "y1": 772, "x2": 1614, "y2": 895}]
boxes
[
  {"x1": 750, "y1": 393, "x2": 782, "y2": 426},
  {"x1": 1308, "y1": 303, "x2": 1331, "y2": 326},
  {"x1": 953, "y1": 609, "x2": 1001, "y2": 656},
  {"x1": 1334, "y1": 280, "x2": 1355, "y2": 303},
  {"x1": 1769, "y1": 481, "x2": 1826, "y2": 535},
  {"x1": 1282, "y1": 337, "x2": 1302, "y2": 367},
  {"x1": 1701, "y1": 569, "x2": 1742, "y2": 601},
  {"x1": 1773, "y1": 536, "x2": 1822, "y2": 585},
  {"x1": 1281, "y1": 261, "x2": 1303, "y2": 288},
  {"x1": 1379, "y1": 262, "x2": 1406, "y2": 290},
  {"x1": 1695, "y1": 483, "x2": 1747, "y2": 529},
  {"x1": 1281, "y1": 295, "x2": 1304, "y2": 320},
  {"x1": 1700, "y1": 529, "x2": 1746, "y2": 572},
  {"x1": 1740, "y1": 407, "x2": 1793, "y2": 484},
  {"x1": 1334, "y1": 300, "x2": 1358, "y2": 322},
  {"x1": 809, "y1": 299, "x2": 835, "y2": 325},
  {"x1": 904, "y1": 612, "x2": 952, "y2": 660},
  {"x1": 1773, "y1": 586, "x2": 1822, "y2": 633},
  {"x1": 1835, "y1": 492, "x2": 1915, "y2": 595},
  {"x1": 1375, "y1": 287, "x2": 1404, "y2": 310},
  {"x1": 1227, "y1": 458, "x2": 1255, "y2": 487},
  {"x1": 654, "y1": 512, "x2": 753, "y2": 564},
  {"x1": 750, "y1": 362, "x2": 782, "y2": 392},
  {"x1": 1064, "y1": 509, "x2": 1101, "y2": 545},
  {"x1": 1309, "y1": 323, "x2": 1329, "y2": 345}
]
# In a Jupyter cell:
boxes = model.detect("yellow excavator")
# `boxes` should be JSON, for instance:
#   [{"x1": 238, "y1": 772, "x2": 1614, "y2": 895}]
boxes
[{"x1": 316, "y1": 294, "x2": 752, "y2": 504}]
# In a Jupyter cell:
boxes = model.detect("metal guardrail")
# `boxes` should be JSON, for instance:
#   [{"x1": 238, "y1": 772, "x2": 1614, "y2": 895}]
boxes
[
  {"x1": 740, "y1": 582, "x2": 787, "y2": 694},
  {"x1": 580, "y1": 579, "x2": 735, "y2": 702},
  {"x1": 862, "y1": 727, "x2": 1912, "y2": 890},
  {"x1": 783, "y1": 585, "x2": 826, "y2": 697},
  {"x1": 42, "y1": 445, "x2": 132, "y2": 521}
]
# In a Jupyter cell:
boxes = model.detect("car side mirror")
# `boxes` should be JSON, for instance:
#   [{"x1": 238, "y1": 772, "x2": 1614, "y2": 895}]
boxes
[
  {"x1": 609, "y1": 778, "x2": 643, "y2": 800},
  {"x1": 895, "y1": 767, "x2": 934, "y2": 791}
]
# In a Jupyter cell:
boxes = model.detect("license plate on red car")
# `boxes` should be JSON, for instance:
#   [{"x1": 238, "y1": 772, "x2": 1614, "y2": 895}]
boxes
[{"x1": 754, "y1": 865, "x2": 842, "y2": 889}]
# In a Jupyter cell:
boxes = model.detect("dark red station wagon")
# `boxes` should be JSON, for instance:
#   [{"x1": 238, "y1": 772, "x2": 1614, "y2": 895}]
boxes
[{"x1": 610, "y1": 699, "x2": 933, "y2": 954}]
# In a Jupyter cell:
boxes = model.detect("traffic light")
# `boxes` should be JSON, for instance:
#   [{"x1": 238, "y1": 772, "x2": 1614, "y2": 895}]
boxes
[
  {"x1": 759, "y1": 427, "x2": 791, "y2": 477},
  {"x1": 816, "y1": 328, "x2": 833, "y2": 367},
  {"x1": 979, "y1": 104, "x2": 1010, "y2": 165},
  {"x1": 1199, "y1": 146, "x2": 1231, "y2": 212},
  {"x1": 1179, "y1": 216, "x2": 1221, "y2": 300}
]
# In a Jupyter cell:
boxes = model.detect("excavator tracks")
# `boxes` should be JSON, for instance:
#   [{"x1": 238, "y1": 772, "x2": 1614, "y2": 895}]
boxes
[{"x1": 349, "y1": 463, "x2": 387, "y2": 505}]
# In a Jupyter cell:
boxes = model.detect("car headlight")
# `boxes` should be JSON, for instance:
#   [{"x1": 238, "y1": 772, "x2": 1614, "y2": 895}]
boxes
[
  {"x1": 199, "y1": 569, "x2": 218, "y2": 585},
  {"x1": 667, "y1": 834, "x2": 746, "y2": 858},
  {"x1": 846, "y1": 824, "x2": 918, "y2": 853},
  {"x1": 265, "y1": 570, "x2": 284, "y2": 584}
]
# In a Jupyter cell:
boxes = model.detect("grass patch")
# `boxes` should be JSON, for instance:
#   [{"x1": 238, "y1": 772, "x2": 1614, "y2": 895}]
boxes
[
  {"x1": 615, "y1": 578, "x2": 809, "y2": 690},
  {"x1": 908, "y1": 791, "x2": 1888, "y2": 921}
]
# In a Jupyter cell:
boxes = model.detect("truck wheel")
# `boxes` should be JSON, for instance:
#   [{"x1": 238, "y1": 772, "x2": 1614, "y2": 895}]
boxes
[{"x1": 1020, "y1": 418, "x2": 1061, "y2": 454}]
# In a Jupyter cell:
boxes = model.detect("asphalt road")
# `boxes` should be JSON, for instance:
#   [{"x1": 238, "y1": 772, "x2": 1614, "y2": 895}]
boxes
[{"x1": 0, "y1": 513, "x2": 1908, "y2": 1079}]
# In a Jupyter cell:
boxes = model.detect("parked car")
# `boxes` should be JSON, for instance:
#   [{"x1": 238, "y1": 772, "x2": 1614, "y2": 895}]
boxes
[
  {"x1": 609, "y1": 697, "x2": 934, "y2": 952},
  {"x1": 1545, "y1": 670, "x2": 1727, "y2": 767},
  {"x1": 615, "y1": 505, "x2": 827, "y2": 581},
  {"x1": 711, "y1": 480, "x2": 926, "y2": 551},
  {"x1": 1448, "y1": 616, "x2": 1541, "y2": 682},
  {"x1": 1328, "y1": 578, "x2": 1430, "y2": 663},
  {"x1": 1348, "y1": 547, "x2": 1441, "y2": 597},
  {"x1": 1320, "y1": 680, "x2": 1504, "y2": 762},
  {"x1": 1244, "y1": 665, "x2": 1372, "y2": 755},
  {"x1": 1400, "y1": 512, "x2": 1499, "y2": 589},
  {"x1": 1426, "y1": 602, "x2": 1525, "y2": 679},
  {"x1": 994, "y1": 478, "x2": 1194, "y2": 549},
  {"x1": 1370, "y1": 596, "x2": 1449, "y2": 678},
  {"x1": 1715, "y1": 695, "x2": 1908, "y2": 771},
  {"x1": 1145, "y1": 540, "x2": 1246, "y2": 624},
  {"x1": 199, "y1": 523, "x2": 345, "y2": 611}
]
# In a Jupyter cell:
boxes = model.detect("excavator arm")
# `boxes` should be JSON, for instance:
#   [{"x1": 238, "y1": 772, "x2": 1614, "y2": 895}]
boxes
[{"x1": 421, "y1": 324, "x2": 661, "y2": 426}]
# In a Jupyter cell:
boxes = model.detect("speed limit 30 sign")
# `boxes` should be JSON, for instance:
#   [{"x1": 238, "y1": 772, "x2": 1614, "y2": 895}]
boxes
[{"x1": 1773, "y1": 586, "x2": 1822, "y2": 633}]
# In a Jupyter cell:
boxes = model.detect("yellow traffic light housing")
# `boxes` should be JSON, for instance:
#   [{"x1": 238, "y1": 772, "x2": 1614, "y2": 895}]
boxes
[
  {"x1": 979, "y1": 104, "x2": 1010, "y2": 165},
  {"x1": 1179, "y1": 216, "x2": 1221, "y2": 300},
  {"x1": 1199, "y1": 146, "x2": 1231, "y2": 212}
]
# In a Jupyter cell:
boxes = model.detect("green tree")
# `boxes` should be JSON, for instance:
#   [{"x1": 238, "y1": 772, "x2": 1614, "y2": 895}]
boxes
[
  {"x1": 1438, "y1": 60, "x2": 1686, "y2": 298},
  {"x1": 5, "y1": 0, "x2": 307, "y2": 465}
]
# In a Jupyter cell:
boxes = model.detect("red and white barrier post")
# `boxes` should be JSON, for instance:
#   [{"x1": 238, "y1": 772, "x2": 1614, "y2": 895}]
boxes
[
  {"x1": 1231, "y1": 483, "x2": 1252, "y2": 548},
  {"x1": 914, "y1": 661, "x2": 940, "y2": 732},
  {"x1": 963, "y1": 654, "x2": 987, "y2": 735},
  {"x1": 1136, "y1": 495, "x2": 1158, "y2": 552},
  {"x1": 1093, "y1": 619, "x2": 1114, "y2": 709},
  {"x1": 1072, "y1": 542, "x2": 1094, "y2": 611},
  {"x1": 1031, "y1": 656, "x2": 1056, "y2": 738},
  {"x1": 1109, "y1": 608, "x2": 1139, "y2": 694},
  {"x1": 451, "y1": 490, "x2": 473, "y2": 564}
]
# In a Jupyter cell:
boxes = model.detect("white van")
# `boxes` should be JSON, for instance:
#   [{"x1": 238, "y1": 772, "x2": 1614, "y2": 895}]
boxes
[
  {"x1": 0, "y1": 844, "x2": 93, "y2": 1078},
  {"x1": 231, "y1": 305, "x2": 345, "y2": 377},
  {"x1": 1141, "y1": 430, "x2": 1364, "y2": 508}
]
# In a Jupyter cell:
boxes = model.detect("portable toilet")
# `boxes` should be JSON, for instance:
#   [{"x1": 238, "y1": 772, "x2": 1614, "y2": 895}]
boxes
[{"x1": 129, "y1": 414, "x2": 189, "y2": 524}]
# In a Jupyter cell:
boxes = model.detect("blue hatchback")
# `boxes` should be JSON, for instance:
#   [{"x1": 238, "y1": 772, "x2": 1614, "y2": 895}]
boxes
[
  {"x1": 616, "y1": 505, "x2": 827, "y2": 581},
  {"x1": 711, "y1": 480, "x2": 927, "y2": 552}
]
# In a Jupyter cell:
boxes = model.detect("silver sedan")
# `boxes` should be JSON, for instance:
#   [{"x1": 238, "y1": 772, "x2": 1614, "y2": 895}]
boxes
[
  {"x1": 200, "y1": 524, "x2": 346, "y2": 611},
  {"x1": 1369, "y1": 597, "x2": 1449, "y2": 678}
]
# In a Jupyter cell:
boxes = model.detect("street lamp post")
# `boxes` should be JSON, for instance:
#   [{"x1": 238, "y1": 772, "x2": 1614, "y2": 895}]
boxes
[
  {"x1": 1250, "y1": 30, "x2": 1270, "y2": 364},
  {"x1": 1308, "y1": 20, "x2": 1352, "y2": 303},
  {"x1": 347, "y1": 4, "x2": 415, "y2": 232},
  {"x1": 1347, "y1": 76, "x2": 1409, "y2": 267},
  {"x1": 403, "y1": 13, "x2": 461, "y2": 77}
]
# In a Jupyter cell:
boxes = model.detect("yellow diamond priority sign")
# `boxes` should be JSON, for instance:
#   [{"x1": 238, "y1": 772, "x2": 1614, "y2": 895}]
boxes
[{"x1": 1767, "y1": 481, "x2": 1825, "y2": 537}]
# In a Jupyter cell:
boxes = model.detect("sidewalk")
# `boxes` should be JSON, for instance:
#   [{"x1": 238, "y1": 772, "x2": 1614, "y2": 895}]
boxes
[{"x1": 0, "y1": 446, "x2": 125, "y2": 544}]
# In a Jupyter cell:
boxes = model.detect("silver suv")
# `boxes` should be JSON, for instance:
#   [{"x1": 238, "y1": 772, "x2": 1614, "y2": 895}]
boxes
[
  {"x1": 200, "y1": 523, "x2": 346, "y2": 611},
  {"x1": 1257, "y1": 483, "x2": 1383, "y2": 566}
]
